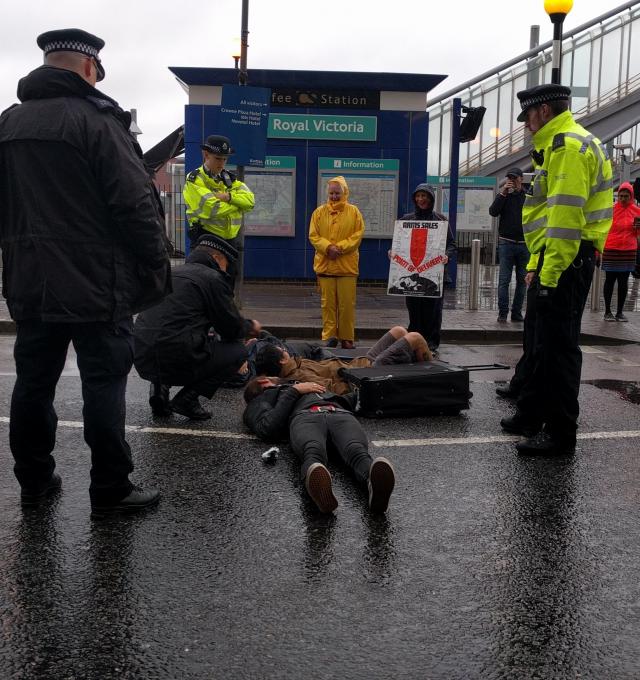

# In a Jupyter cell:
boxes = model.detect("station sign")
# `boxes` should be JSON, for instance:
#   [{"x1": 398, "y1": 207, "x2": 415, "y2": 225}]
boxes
[
  {"x1": 268, "y1": 114, "x2": 377, "y2": 141},
  {"x1": 271, "y1": 88, "x2": 379, "y2": 109}
]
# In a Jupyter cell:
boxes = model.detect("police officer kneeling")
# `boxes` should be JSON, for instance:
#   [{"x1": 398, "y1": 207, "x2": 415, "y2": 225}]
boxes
[
  {"x1": 500, "y1": 84, "x2": 613, "y2": 455},
  {"x1": 134, "y1": 234, "x2": 258, "y2": 420}
]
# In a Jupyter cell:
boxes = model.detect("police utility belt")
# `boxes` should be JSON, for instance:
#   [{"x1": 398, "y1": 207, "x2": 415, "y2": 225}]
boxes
[{"x1": 536, "y1": 240, "x2": 595, "y2": 275}]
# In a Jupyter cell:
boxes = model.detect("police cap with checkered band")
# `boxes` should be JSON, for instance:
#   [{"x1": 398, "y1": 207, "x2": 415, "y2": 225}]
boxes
[
  {"x1": 37, "y1": 28, "x2": 105, "y2": 82},
  {"x1": 516, "y1": 84, "x2": 571, "y2": 122}
]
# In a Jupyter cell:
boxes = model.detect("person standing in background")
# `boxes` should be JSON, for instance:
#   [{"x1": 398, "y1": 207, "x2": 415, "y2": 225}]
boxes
[
  {"x1": 489, "y1": 167, "x2": 528, "y2": 323},
  {"x1": 601, "y1": 182, "x2": 640, "y2": 321},
  {"x1": 309, "y1": 176, "x2": 365, "y2": 350},
  {"x1": 399, "y1": 183, "x2": 455, "y2": 357}
]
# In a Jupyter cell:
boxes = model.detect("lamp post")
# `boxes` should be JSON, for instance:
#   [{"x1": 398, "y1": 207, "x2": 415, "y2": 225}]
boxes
[
  {"x1": 544, "y1": 0, "x2": 573, "y2": 84},
  {"x1": 234, "y1": 0, "x2": 249, "y2": 305}
]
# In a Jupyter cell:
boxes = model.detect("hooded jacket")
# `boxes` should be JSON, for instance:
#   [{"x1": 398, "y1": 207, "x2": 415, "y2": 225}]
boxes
[
  {"x1": 604, "y1": 181, "x2": 640, "y2": 252},
  {"x1": 0, "y1": 66, "x2": 171, "y2": 322},
  {"x1": 401, "y1": 183, "x2": 456, "y2": 261},
  {"x1": 309, "y1": 175, "x2": 365, "y2": 276}
]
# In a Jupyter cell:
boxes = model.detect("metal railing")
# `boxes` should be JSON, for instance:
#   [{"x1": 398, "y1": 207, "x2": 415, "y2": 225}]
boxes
[{"x1": 427, "y1": 1, "x2": 640, "y2": 177}]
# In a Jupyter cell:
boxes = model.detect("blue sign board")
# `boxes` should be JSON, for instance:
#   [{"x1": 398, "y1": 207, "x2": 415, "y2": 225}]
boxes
[{"x1": 219, "y1": 85, "x2": 270, "y2": 167}]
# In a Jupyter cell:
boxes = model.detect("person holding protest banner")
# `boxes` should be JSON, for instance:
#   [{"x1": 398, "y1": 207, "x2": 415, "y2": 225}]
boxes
[
  {"x1": 309, "y1": 176, "x2": 365, "y2": 350},
  {"x1": 394, "y1": 184, "x2": 456, "y2": 356}
]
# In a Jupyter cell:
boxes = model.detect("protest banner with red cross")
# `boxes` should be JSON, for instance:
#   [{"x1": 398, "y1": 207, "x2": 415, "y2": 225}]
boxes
[{"x1": 387, "y1": 220, "x2": 448, "y2": 298}]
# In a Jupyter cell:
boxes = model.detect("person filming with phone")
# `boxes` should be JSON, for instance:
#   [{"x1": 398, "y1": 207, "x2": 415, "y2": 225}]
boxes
[{"x1": 489, "y1": 167, "x2": 528, "y2": 323}]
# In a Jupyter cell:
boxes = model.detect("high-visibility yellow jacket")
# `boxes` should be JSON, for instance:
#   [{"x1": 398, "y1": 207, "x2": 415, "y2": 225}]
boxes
[
  {"x1": 183, "y1": 166, "x2": 255, "y2": 240},
  {"x1": 523, "y1": 110, "x2": 613, "y2": 287},
  {"x1": 309, "y1": 176, "x2": 365, "y2": 276}
]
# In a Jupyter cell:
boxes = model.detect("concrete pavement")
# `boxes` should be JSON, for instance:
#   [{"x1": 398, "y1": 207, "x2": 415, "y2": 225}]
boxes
[{"x1": 1, "y1": 281, "x2": 638, "y2": 345}]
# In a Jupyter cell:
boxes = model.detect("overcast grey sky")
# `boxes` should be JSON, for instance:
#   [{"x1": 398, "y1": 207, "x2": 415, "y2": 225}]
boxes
[{"x1": 0, "y1": 0, "x2": 616, "y2": 150}]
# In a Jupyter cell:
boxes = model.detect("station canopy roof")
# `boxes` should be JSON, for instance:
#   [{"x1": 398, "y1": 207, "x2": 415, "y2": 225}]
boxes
[{"x1": 168, "y1": 67, "x2": 447, "y2": 94}]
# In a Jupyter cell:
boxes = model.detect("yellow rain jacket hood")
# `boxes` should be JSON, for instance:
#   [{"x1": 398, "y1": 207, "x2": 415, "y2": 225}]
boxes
[{"x1": 309, "y1": 176, "x2": 365, "y2": 276}]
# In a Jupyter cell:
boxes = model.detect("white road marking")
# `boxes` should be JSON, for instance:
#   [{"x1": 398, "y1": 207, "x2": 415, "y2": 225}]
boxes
[
  {"x1": 0, "y1": 417, "x2": 638, "y2": 448},
  {"x1": 372, "y1": 430, "x2": 640, "y2": 447},
  {"x1": 580, "y1": 346, "x2": 606, "y2": 354}
]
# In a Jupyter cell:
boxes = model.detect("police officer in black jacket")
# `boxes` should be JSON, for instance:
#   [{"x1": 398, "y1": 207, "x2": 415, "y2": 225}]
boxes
[
  {"x1": 134, "y1": 234, "x2": 257, "y2": 420},
  {"x1": 0, "y1": 29, "x2": 172, "y2": 514}
]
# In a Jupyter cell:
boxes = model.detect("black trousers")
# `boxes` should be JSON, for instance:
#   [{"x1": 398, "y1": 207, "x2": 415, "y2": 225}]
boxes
[
  {"x1": 10, "y1": 319, "x2": 136, "y2": 504},
  {"x1": 509, "y1": 283, "x2": 537, "y2": 394},
  {"x1": 516, "y1": 244, "x2": 595, "y2": 445},
  {"x1": 405, "y1": 295, "x2": 444, "y2": 351},
  {"x1": 289, "y1": 410, "x2": 372, "y2": 485},
  {"x1": 186, "y1": 340, "x2": 248, "y2": 398}
]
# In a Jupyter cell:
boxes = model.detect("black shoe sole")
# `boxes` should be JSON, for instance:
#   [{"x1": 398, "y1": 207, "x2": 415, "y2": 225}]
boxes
[
  {"x1": 91, "y1": 495, "x2": 160, "y2": 517},
  {"x1": 170, "y1": 402, "x2": 212, "y2": 420},
  {"x1": 369, "y1": 458, "x2": 395, "y2": 513},
  {"x1": 305, "y1": 465, "x2": 338, "y2": 513},
  {"x1": 500, "y1": 421, "x2": 540, "y2": 438}
]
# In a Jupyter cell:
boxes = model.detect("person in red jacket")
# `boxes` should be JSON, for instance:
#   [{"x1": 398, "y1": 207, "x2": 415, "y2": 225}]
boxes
[{"x1": 601, "y1": 182, "x2": 640, "y2": 321}]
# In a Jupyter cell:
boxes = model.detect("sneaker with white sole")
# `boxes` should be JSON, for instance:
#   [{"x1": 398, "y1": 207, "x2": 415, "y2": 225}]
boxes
[
  {"x1": 304, "y1": 463, "x2": 338, "y2": 513},
  {"x1": 368, "y1": 457, "x2": 395, "y2": 513}
]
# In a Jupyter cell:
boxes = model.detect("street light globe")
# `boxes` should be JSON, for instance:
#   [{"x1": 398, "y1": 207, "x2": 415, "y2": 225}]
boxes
[
  {"x1": 230, "y1": 37, "x2": 241, "y2": 60},
  {"x1": 544, "y1": 0, "x2": 573, "y2": 16}
]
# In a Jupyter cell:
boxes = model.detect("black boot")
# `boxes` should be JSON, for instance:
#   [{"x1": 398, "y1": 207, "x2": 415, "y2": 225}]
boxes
[
  {"x1": 170, "y1": 388, "x2": 211, "y2": 420},
  {"x1": 149, "y1": 382, "x2": 171, "y2": 416}
]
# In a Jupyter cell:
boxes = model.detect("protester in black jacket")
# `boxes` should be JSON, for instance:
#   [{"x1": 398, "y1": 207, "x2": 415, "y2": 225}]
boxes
[
  {"x1": 243, "y1": 378, "x2": 395, "y2": 514},
  {"x1": 135, "y1": 234, "x2": 258, "y2": 420},
  {"x1": 398, "y1": 183, "x2": 456, "y2": 355},
  {"x1": 0, "y1": 29, "x2": 171, "y2": 514}
]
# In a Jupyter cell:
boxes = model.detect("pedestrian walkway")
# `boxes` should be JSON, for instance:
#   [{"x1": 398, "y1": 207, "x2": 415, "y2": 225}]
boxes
[
  {"x1": 237, "y1": 281, "x2": 638, "y2": 345},
  {"x1": 0, "y1": 282, "x2": 637, "y2": 344}
]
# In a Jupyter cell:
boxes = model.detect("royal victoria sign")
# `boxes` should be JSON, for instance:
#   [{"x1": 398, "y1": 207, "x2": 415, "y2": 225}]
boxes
[
  {"x1": 271, "y1": 88, "x2": 379, "y2": 109},
  {"x1": 268, "y1": 114, "x2": 377, "y2": 141}
]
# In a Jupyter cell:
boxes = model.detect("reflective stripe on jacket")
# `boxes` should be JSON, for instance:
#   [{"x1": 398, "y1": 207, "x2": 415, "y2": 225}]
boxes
[
  {"x1": 183, "y1": 165, "x2": 255, "y2": 240},
  {"x1": 523, "y1": 110, "x2": 613, "y2": 287}
]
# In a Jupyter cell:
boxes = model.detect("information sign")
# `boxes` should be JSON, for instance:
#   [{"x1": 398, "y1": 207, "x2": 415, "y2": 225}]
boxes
[
  {"x1": 317, "y1": 158, "x2": 399, "y2": 239},
  {"x1": 228, "y1": 157, "x2": 296, "y2": 237},
  {"x1": 426, "y1": 176, "x2": 497, "y2": 232}
]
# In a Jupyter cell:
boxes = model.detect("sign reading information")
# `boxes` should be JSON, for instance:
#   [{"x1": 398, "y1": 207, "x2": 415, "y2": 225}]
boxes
[
  {"x1": 387, "y1": 220, "x2": 448, "y2": 298},
  {"x1": 317, "y1": 158, "x2": 399, "y2": 239},
  {"x1": 426, "y1": 175, "x2": 497, "y2": 232}
]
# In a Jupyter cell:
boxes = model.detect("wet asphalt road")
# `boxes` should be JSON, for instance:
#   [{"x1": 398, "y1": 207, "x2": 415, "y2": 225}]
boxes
[{"x1": 0, "y1": 338, "x2": 639, "y2": 680}]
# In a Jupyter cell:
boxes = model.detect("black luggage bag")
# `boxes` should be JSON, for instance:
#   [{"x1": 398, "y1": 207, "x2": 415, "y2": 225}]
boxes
[{"x1": 339, "y1": 361, "x2": 508, "y2": 418}]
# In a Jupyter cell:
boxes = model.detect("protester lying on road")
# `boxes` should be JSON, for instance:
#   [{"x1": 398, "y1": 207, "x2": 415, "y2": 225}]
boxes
[
  {"x1": 254, "y1": 326, "x2": 432, "y2": 395},
  {"x1": 243, "y1": 377, "x2": 395, "y2": 514},
  {"x1": 224, "y1": 331, "x2": 336, "y2": 387}
]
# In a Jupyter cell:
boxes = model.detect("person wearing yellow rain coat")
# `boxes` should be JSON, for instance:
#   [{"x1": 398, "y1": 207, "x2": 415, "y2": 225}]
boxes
[{"x1": 309, "y1": 176, "x2": 365, "y2": 349}]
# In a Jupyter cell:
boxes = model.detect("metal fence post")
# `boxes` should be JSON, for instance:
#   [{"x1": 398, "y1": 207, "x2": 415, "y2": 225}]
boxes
[
  {"x1": 469, "y1": 239, "x2": 481, "y2": 310},
  {"x1": 590, "y1": 262, "x2": 602, "y2": 312}
]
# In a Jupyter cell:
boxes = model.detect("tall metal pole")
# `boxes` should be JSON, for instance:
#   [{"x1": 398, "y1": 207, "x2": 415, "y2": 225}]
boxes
[
  {"x1": 549, "y1": 14, "x2": 565, "y2": 84},
  {"x1": 235, "y1": 0, "x2": 249, "y2": 307},
  {"x1": 447, "y1": 97, "x2": 461, "y2": 288}
]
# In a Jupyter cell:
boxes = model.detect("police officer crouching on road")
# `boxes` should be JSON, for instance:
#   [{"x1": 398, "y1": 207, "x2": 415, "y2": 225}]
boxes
[
  {"x1": 500, "y1": 84, "x2": 613, "y2": 456},
  {"x1": 183, "y1": 134, "x2": 255, "y2": 270},
  {"x1": 0, "y1": 29, "x2": 172, "y2": 514},
  {"x1": 134, "y1": 234, "x2": 260, "y2": 421}
]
